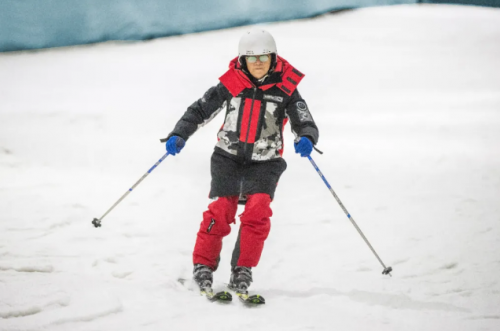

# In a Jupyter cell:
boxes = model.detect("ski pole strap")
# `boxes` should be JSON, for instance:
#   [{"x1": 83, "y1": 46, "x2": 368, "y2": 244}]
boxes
[
  {"x1": 307, "y1": 155, "x2": 392, "y2": 276},
  {"x1": 293, "y1": 136, "x2": 323, "y2": 155}
]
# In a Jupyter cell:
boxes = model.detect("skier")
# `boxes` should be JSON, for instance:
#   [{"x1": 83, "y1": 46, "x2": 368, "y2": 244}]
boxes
[{"x1": 164, "y1": 29, "x2": 319, "y2": 295}]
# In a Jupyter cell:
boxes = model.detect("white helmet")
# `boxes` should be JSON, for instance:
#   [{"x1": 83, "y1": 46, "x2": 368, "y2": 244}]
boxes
[{"x1": 238, "y1": 29, "x2": 277, "y2": 57}]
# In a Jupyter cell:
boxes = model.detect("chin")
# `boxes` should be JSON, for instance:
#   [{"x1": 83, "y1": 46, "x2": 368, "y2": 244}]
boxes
[{"x1": 252, "y1": 72, "x2": 266, "y2": 79}]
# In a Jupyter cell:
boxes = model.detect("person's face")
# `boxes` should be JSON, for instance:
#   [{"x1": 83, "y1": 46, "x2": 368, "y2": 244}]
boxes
[{"x1": 245, "y1": 54, "x2": 271, "y2": 79}]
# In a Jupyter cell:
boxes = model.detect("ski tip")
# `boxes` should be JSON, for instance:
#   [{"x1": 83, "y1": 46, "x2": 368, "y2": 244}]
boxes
[
  {"x1": 248, "y1": 295, "x2": 265, "y2": 305},
  {"x1": 204, "y1": 290, "x2": 233, "y2": 303},
  {"x1": 213, "y1": 291, "x2": 232, "y2": 302},
  {"x1": 237, "y1": 293, "x2": 265, "y2": 305}
]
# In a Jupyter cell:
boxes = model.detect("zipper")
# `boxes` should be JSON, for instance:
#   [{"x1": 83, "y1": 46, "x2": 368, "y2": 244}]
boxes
[
  {"x1": 240, "y1": 87, "x2": 258, "y2": 199},
  {"x1": 242, "y1": 87, "x2": 258, "y2": 162}
]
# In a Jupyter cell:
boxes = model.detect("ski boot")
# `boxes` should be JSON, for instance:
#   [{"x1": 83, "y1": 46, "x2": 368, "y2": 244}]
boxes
[
  {"x1": 193, "y1": 264, "x2": 213, "y2": 290},
  {"x1": 191, "y1": 264, "x2": 232, "y2": 302},
  {"x1": 228, "y1": 266, "x2": 264, "y2": 304},
  {"x1": 228, "y1": 266, "x2": 253, "y2": 294}
]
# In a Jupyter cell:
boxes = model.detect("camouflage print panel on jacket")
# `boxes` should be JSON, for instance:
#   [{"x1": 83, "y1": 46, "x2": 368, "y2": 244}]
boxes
[{"x1": 165, "y1": 56, "x2": 319, "y2": 163}]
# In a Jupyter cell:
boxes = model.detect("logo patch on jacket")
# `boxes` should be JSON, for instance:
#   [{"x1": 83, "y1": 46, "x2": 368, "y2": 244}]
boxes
[
  {"x1": 296, "y1": 101, "x2": 313, "y2": 122},
  {"x1": 263, "y1": 95, "x2": 283, "y2": 103}
]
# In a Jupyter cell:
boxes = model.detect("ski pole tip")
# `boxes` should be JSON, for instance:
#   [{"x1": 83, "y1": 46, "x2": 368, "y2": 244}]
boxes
[
  {"x1": 382, "y1": 266, "x2": 393, "y2": 276},
  {"x1": 92, "y1": 218, "x2": 102, "y2": 228}
]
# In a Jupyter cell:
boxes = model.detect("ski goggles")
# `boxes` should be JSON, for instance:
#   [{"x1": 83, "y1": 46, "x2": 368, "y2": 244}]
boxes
[{"x1": 246, "y1": 55, "x2": 270, "y2": 63}]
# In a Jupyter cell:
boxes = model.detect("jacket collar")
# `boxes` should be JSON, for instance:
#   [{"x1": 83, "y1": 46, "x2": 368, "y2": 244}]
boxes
[{"x1": 219, "y1": 56, "x2": 303, "y2": 97}]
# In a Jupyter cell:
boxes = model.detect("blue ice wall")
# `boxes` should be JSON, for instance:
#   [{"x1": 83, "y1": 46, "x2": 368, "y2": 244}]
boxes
[
  {"x1": 422, "y1": 0, "x2": 500, "y2": 5},
  {"x1": 0, "y1": 0, "x2": 410, "y2": 52},
  {"x1": 0, "y1": 0, "x2": 497, "y2": 52}
]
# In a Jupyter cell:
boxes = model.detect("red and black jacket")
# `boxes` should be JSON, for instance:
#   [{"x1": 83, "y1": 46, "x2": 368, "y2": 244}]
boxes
[{"x1": 167, "y1": 56, "x2": 319, "y2": 162}]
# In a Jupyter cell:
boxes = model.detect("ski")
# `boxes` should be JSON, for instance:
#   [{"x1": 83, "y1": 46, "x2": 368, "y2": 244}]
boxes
[
  {"x1": 178, "y1": 278, "x2": 232, "y2": 303},
  {"x1": 227, "y1": 284, "x2": 265, "y2": 305},
  {"x1": 234, "y1": 291, "x2": 265, "y2": 306},
  {"x1": 201, "y1": 287, "x2": 232, "y2": 303}
]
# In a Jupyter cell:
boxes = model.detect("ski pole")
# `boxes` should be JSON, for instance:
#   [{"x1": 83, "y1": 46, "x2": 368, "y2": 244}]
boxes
[
  {"x1": 307, "y1": 155, "x2": 393, "y2": 276},
  {"x1": 92, "y1": 152, "x2": 169, "y2": 228}
]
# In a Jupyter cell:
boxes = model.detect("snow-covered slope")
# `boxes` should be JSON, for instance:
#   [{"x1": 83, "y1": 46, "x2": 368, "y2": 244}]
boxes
[{"x1": 1, "y1": 4, "x2": 500, "y2": 331}]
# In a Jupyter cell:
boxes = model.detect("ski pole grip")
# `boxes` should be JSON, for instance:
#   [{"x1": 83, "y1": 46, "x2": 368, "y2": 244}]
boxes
[
  {"x1": 159, "y1": 136, "x2": 185, "y2": 147},
  {"x1": 294, "y1": 136, "x2": 323, "y2": 155}
]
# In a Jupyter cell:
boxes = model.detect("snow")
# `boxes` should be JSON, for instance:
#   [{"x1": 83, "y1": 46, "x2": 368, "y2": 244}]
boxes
[{"x1": 1, "y1": 4, "x2": 500, "y2": 331}]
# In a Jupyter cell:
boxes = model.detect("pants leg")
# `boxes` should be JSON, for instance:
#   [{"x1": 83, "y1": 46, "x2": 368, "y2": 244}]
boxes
[
  {"x1": 193, "y1": 196, "x2": 239, "y2": 270},
  {"x1": 231, "y1": 193, "x2": 272, "y2": 268}
]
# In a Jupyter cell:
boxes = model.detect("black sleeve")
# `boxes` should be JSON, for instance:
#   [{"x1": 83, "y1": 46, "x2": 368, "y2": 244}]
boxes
[
  {"x1": 163, "y1": 83, "x2": 229, "y2": 142},
  {"x1": 285, "y1": 89, "x2": 319, "y2": 145}
]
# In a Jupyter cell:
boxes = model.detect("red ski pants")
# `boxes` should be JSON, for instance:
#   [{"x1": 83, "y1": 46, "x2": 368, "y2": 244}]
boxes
[{"x1": 193, "y1": 193, "x2": 272, "y2": 270}]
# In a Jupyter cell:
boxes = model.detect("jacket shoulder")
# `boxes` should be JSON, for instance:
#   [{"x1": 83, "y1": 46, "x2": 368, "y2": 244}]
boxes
[
  {"x1": 276, "y1": 61, "x2": 305, "y2": 96},
  {"x1": 219, "y1": 68, "x2": 252, "y2": 97}
]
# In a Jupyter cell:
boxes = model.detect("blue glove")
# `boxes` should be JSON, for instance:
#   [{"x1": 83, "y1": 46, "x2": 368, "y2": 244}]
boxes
[
  {"x1": 166, "y1": 136, "x2": 185, "y2": 156},
  {"x1": 294, "y1": 136, "x2": 313, "y2": 157}
]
